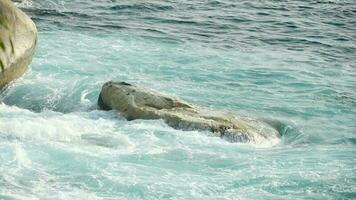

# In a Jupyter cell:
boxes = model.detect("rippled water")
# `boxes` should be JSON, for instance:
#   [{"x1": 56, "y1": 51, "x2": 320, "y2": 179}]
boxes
[{"x1": 1, "y1": 0, "x2": 355, "y2": 199}]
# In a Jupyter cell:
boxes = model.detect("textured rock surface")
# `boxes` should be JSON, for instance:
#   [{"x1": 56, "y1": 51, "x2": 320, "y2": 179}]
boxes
[
  {"x1": 99, "y1": 81, "x2": 280, "y2": 144},
  {"x1": 0, "y1": 0, "x2": 37, "y2": 89}
]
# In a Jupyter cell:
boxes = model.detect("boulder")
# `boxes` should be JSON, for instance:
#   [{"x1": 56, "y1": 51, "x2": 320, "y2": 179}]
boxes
[
  {"x1": 98, "y1": 81, "x2": 280, "y2": 144},
  {"x1": 0, "y1": 0, "x2": 37, "y2": 89}
]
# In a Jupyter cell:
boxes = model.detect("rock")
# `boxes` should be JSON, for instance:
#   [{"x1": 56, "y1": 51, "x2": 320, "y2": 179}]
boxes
[
  {"x1": 0, "y1": 0, "x2": 37, "y2": 89},
  {"x1": 98, "y1": 81, "x2": 280, "y2": 144}
]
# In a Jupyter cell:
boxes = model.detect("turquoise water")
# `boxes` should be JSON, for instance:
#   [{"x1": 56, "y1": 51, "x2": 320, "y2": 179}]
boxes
[{"x1": 1, "y1": 0, "x2": 355, "y2": 199}]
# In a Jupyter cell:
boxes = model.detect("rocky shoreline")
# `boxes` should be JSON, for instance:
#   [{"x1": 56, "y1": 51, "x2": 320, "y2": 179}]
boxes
[{"x1": 1, "y1": 0, "x2": 279, "y2": 144}]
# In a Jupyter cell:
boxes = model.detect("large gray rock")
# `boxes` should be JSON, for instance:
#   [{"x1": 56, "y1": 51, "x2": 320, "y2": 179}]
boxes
[
  {"x1": 0, "y1": 0, "x2": 37, "y2": 89},
  {"x1": 98, "y1": 81, "x2": 280, "y2": 144}
]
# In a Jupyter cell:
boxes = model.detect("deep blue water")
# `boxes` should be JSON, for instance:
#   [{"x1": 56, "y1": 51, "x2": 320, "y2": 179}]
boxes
[{"x1": 0, "y1": 0, "x2": 355, "y2": 199}]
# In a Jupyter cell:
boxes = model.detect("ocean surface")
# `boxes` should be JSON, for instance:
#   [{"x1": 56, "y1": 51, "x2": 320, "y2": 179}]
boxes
[{"x1": 1, "y1": 0, "x2": 355, "y2": 199}]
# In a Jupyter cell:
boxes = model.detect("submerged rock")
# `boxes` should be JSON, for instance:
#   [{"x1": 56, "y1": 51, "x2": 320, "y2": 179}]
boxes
[
  {"x1": 0, "y1": 0, "x2": 37, "y2": 89},
  {"x1": 98, "y1": 81, "x2": 280, "y2": 144}
]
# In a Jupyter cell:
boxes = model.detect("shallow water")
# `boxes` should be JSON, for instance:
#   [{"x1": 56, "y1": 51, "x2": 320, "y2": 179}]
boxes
[{"x1": 0, "y1": 0, "x2": 355, "y2": 199}]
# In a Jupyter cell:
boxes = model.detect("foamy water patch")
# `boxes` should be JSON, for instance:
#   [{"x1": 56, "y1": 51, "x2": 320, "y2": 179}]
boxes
[
  {"x1": 0, "y1": 104, "x2": 134, "y2": 151},
  {"x1": 14, "y1": 0, "x2": 34, "y2": 8}
]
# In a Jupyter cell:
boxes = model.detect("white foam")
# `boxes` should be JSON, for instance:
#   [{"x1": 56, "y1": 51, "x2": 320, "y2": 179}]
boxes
[
  {"x1": 14, "y1": 0, "x2": 34, "y2": 8},
  {"x1": 0, "y1": 103, "x2": 280, "y2": 155},
  {"x1": 14, "y1": 143, "x2": 32, "y2": 167},
  {"x1": 79, "y1": 89, "x2": 94, "y2": 110},
  {"x1": 0, "y1": 104, "x2": 133, "y2": 152}
]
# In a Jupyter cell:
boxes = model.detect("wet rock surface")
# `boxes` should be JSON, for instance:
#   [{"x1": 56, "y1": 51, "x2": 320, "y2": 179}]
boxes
[{"x1": 99, "y1": 81, "x2": 280, "y2": 144}]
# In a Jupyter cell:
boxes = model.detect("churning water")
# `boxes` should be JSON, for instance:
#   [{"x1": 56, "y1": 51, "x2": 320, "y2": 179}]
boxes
[{"x1": 0, "y1": 0, "x2": 355, "y2": 199}]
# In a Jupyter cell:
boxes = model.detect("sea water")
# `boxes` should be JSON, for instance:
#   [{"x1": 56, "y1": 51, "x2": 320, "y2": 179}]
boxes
[{"x1": 0, "y1": 0, "x2": 355, "y2": 199}]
